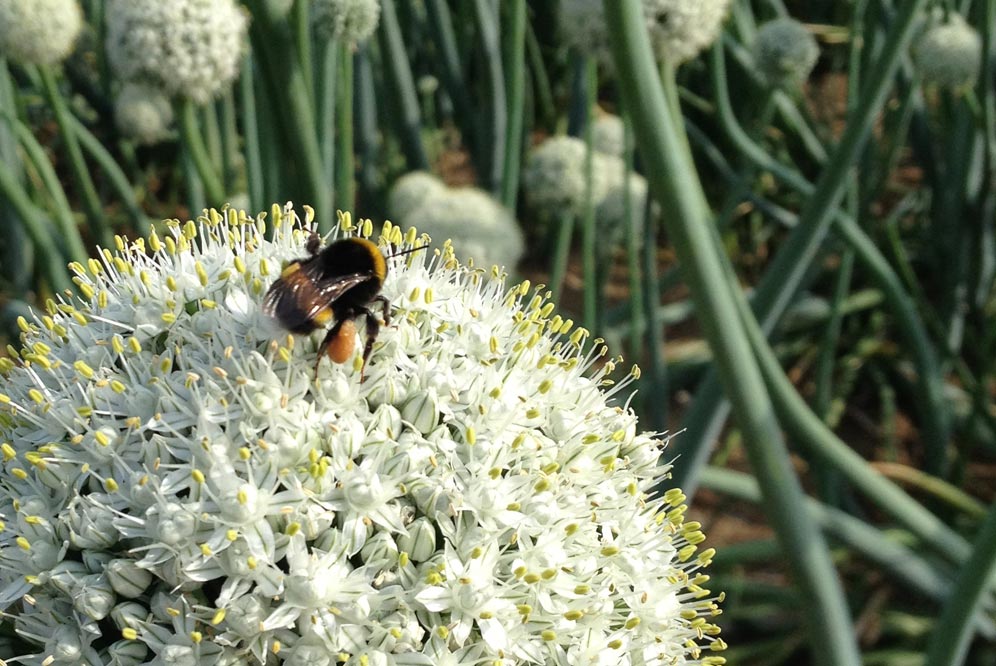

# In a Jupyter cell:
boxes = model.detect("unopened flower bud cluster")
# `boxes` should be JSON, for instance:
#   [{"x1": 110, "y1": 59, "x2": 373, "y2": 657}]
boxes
[{"x1": 0, "y1": 204, "x2": 724, "y2": 665}]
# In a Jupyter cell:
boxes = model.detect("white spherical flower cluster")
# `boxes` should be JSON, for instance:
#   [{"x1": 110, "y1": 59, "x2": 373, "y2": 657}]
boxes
[
  {"x1": 560, "y1": 0, "x2": 610, "y2": 55},
  {"x1": 313, "y1": 0, "x2": 381, "y2": 43},
  {"x1": 387, "y1": 171, "x2": 448, "y2": 223},
  {"x1": 405, "y1": 187, "x2": 525, "y2": 271},
  {"x1": 113, "y1": 82, "x2": 175, "y2": 146},
  {"x1": 105, "y1": 0, "x2": 248, "y2": 105},
  {"x1": 643, "y1": 0, "x2": 731, "y2": 64},
  {"x1": 593, "y1": 113, "x2": 626, "y2": 157},
  {"x1": 389, "y1": 173, "x2": 524, "y2": 270},
  {"x1": 523, "y1": 136, "x2": 618, "y2": 218},
  {"x1": 753, "y1": 17, "x2": 819, "y2": 88},
  {"x1": 0, "y1": 0, "x2": 83, "y2": 66},
  {"x1": 599, "y1": 171, "x2": 653, "y2": 236},
  {"x1": 914, "y1": 13, "x2": 982, "y2": 90},
  {"x1": 0, "y1": 204, "x2": 725, "y2": 665}
]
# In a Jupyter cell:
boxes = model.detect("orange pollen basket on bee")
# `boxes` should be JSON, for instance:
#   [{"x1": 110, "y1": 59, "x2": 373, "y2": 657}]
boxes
[{"x1": 327, "y1": 319, "x2": 358, "y2": 364}]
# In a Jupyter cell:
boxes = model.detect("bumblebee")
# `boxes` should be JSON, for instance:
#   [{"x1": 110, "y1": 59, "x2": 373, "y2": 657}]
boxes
[{"x1": 264, "y1": 233, "x2": 395, "y2": 378}]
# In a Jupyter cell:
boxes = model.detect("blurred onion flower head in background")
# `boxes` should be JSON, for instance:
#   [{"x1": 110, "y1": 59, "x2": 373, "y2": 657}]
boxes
[
  {"x1": 643, "y1": 0, "x2": 732, "y2": 64},
  {"x1": 0, "y1": 0, "x2": 83, "y2": 66},
  {"x1": 113, "y1": 82, "x2": 175, "y2": 147},
  {"x1": 914, "y1": 12, "x2": 982, "y2": 90},
  {"x1": 0, "y1": 204, "x2": 725, "y2": 665},
  {"x1": 105, "y1": 0, "x2": 248, "y2": 104},
  {"x1": 387, "y1": 171, "x2": 448, "y2": 224},
  {"x1": 403, "y1": 186, "x2": 525, "y2": 271},
  {"x1": 523, "y1": 136, "x2": 617, "y2": 218},
  {"x1": 560, "y1": 0, "x2": 731, "y2": 65},
  {"x1": 312, "y1": 0, "x2": 381, "y2": 43},
  {"x1": 753, "y1": 17, "x2": 820, "y2": 89},
  {"x1": 593, "y1": 114, "x2": 626, "y2": 158}
]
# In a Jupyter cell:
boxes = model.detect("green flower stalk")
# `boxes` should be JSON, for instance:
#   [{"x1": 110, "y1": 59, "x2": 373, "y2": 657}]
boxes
[
  {"x1": 0, "y1": 0, "x2": 83, "y2": 66},
  {"x1": 0, "y1": 204, "x2": 725, "y2": 665}
]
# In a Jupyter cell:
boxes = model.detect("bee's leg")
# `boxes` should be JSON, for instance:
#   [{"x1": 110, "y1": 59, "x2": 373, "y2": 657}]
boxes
[
  {"x1": 305, "y1": 231, "x2": 322, "y2": 256},
  {"x1": 359, "y1": 308, "x2": 381, "y2": 383},
  {"x1": 315, "y1": 320, "x2": 346, "y2": 374},
  {"x1": 372, "y1": 295, "x2": 391, "y2": 326}
]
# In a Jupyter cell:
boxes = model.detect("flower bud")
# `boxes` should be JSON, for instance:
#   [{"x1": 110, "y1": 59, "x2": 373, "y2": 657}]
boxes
[
  {"x1": 754, "y1": 17, "x2": 820, "y2": 88},
  {"x1": 398, "y1": 517, "x2": 436, "y2": 563},
  {"x1": 107, "y1": 639, "x2": 150, "y2": 666},
  {"x1": 45, "y1": 625, "x2": 83, "y2": 664},
  {"x1": 62, "y1": 496, "x2": 119, "y2": 549},
  {"x1": 360, "y1": 531, "x2": 399, "y2": 565},
  {"x1": 110, "y1": 601, "x2": 148, "y2": 630},
  {"x1": 402, "y1": 390, "x2": 440, "y2": 435},
  {"x1": 106, "y1": 558, "x2": 154, "y2": 598},
  {"x1": 73, "y1": 574, "x2": 117, "y2": 620}
]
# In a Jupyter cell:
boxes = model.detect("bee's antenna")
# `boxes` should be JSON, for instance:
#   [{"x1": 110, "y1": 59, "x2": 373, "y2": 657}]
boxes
[{"x1": 386, "y1": 244, "x2": 427, "y2": 260}]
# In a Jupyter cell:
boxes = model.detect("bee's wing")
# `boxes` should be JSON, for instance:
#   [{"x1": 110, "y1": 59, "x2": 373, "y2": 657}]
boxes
[{"x1": 263, "y1": 268, "x2": 372, "y2": 329}]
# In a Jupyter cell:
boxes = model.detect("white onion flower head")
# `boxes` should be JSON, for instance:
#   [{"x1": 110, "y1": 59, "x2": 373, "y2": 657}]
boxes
[
  {"x1": 598, "y1": 172, "x2": 655, "y2": 239},
  {"x1": 0, "y1": 204, "x2": 725, "y2": 665},
  {"x1": 753, "y1": 17, "x2": 819, "y2": 88},
  {"x1": 643, "y1": 0, "x2": 731, "y2": 64},
  {"x1": 523, "y1": 135, "x2": 615, "y2": 218},
  {"x1": 560, "y1": 0, "x2": 610, "y2": 55},
  {"x1": 404, "y1": 187, "x2": 525, "y2": 270},
  {"x1": 0, "y1": 0, "x2": 83, "y2": 66},
  {"x1": 387, "y1": 171, "x2": 447, "y2": 225},
  {"x1": 593, "y1": 114, "x2": 626, "y2": 157},
  {"x1": 915, "y1": 13, "x2": 982, "y2": 90},
  {"x1": 113, "y1": 81, "x2": 175, "y2": 146},
  {"x1": 313, "y1": 0, "x2": 381, "y2": 43},
  {"x1": 105, "y1": 0, "x2": 248, "y2": 105}
]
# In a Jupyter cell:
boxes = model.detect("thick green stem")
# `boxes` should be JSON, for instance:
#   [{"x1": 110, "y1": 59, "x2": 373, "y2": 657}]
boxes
[
  {"x1": 581, "y1": 58, "x2": 598, "y2": 333},
  {"x1": 603, "y1": 4, "x2": 860, "y2": 665},
  {"x1": 37, "y1": 65, "x2": 110, "y2": 250},
  {"x1": 178, "y1": 99, "x2": 226, "y2": 207},
  {"x1": 335, "y1": 45, "x2": 355, "y2": 212},
  {"x1": 3, "y1": 114, "x2": 87, "y2": 264},
  {"x1": 499, "y1": 0, "x2": 525, "y2": 209},
  {"x1": 925, "y1": 500, "x2": 996, "y2": 666},
  {"x1": 0, "y1": 161, "x2": 72, "y2": 293},
  {"x1": 239, "y1": 54, "x2": 264, "y2": 213},
  {"x1": 378, "y1": 0, "x2": 429, "y2": 171},
  {"x1": 549, "y1": 211, "x2": 574, "y2": 306},
  {"x1": 472, "y1": 0, "x2": 506, "y2": 195}
]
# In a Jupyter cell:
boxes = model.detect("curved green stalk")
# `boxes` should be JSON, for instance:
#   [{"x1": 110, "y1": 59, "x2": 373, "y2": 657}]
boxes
[
  {"x1": 0, "y1": 59, "x2": 33, "y2": 294},
  {"x1": 731, "y1": 275, "x2": 974, "y2": 567},
  {"x1": 524, "y1": 19, "x2": 557, "y2": 133},
  {"x1": 499, "y1": 0, "x2": 525, "y2": 209},
  {"x1": 925, "y1": 501, "x2": 996, "y2": 666},
  {"x1": 293, "y1": 0, "x2": 314, "y2": 104},
  {"x1": 178, "y1": 99, "x2": 226, "y2": 207},
  {"x1": 676, "y1": 27, "x2": 947, "y2": 491},
  {"x1": 699, "y1": 466, "x2": 988, "y2": 625},
  {"x1": 0, "y1": 161, "x2": 72, "y2": 293},
  {"x1": 603, "y1": 4, "x2": 860, "y2": 665},
  {"x1": 70, "y1": 115, "x2": 147, "y2": 230},
  {"x1": 37, "y1": 65, "x2": 110, "y2": 250},
  {"x1": 3, "y1": 115, "x2": 87, "y2": 263}
]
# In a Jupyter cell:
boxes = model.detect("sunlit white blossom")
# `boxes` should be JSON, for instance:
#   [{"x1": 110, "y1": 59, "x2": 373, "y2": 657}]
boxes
[{"x1": 0, "y1": 204, "x2": 724, "y2": 664}]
